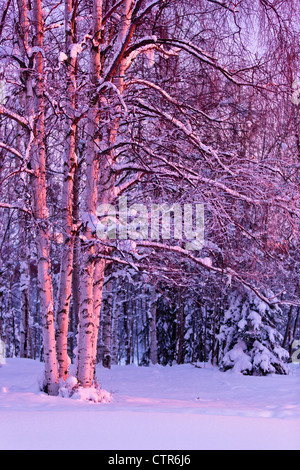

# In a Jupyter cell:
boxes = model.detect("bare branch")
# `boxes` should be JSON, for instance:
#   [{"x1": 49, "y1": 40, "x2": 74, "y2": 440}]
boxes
[
  {"x1": 136, "y1": 241, "x2": 300, "y2": 308},
  {"x1": 0, "y1": 103, "x2": 30, "y2": 129},
  {"x1": 0, "y1": 202, "x2": 31, "y2": 215},
  {"x1": 0, "y1": 0, "x2": 12, "y2": 39},
  {"x1": 0, "y1": 142, "x2": 23, "y2": 159}
]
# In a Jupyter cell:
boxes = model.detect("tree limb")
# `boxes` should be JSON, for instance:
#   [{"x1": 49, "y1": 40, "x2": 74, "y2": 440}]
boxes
[{"x1": 0, "y1": 103, "x2": 30, "y2": 129}]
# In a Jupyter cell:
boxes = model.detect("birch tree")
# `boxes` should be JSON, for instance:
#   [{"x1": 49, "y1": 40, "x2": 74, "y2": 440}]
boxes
[
  {"x1": 76, "y1": 0, "x2": 165, "y2": 387},
  {"x1": 56, "y1": 0, "x2": 79, "y2": 381},
  {"x1": 76, "y1": 0, "x2": 104, "y2": 388},
  {"x1": 31, "y1": 0, "x2": 60, "y2": 395},
  {"x1": 0, "y1": 0, "x2": 299, "y2": 395},
  {"x1": 0, "y1": 0, "x2": 61, "y2": 393}
]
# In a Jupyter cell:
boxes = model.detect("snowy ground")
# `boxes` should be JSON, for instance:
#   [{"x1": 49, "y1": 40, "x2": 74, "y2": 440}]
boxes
[{"x1": 0, "y1": 358, "x2": 299, "y2": 450}]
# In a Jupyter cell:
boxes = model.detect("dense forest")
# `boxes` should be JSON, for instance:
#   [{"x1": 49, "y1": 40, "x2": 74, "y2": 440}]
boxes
[{"x1": 0, "y1": 0, "x2": 299, "y2": 397}]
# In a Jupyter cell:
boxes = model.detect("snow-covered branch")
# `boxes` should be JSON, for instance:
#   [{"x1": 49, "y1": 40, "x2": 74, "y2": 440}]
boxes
[
  {"x1": 103, "y1": 0, "x2": 163, "y2": 82},
  {"x1": 126, "y1": 78, "x2": 225, "y2": 122},
  {"x1": 135, "y1": 241, "x2": 300, "y2": 308},
  {"x1": 135, "y1": 98, "x2": 236, "y2": 176},
  {"x1": 156, "y1": 37, "x2": 258, "y2": 86}
]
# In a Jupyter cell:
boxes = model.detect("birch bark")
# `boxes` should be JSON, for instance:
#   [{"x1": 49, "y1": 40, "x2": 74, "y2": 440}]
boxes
[
  {"x1": 31, "y1": 0, "x2": 59, "y2": 395},
  {"x1": 16, "y1": 0, "x2": 59, "y2": 394},
  {"x1": 93, "y1": 0, "x2": 136, "y2": 373},
  {"x1": 77, "y1": 0, "x2": 103, "y2": 388},
  {"x1": 19, "y1": 213, "x2": 31, "y2": 358},
  {"x1": 56, "y1": 0, "x2": 78, "y2": 381},
  {"x1": 77, "y1": 0, "x2": 149, "y2": 386}
]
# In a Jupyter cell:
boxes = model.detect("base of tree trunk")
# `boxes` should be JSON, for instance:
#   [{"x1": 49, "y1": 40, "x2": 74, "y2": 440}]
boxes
[{"x1": 58, "y1": 375, "x2": 112, "y2": 403}]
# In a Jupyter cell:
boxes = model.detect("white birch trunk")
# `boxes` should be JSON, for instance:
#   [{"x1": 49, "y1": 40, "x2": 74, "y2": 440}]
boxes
[
  {"x1": 31, "y1": 0, "x2": 59, "y2": 395},
  {"x1": 77, "y1": 0, "x2": 103, "y2": 388},
  {"x1": 20, "y1": 215, "x2": 31, "y2": 359},
  {"x1": 71, "y1": 159, "x2": 81, "y2": 371},
  {"x1": 56, "y1": 0, "x2": 78, "y2": 381},
  {"x1": 16, "y1": 0, "x2": 59, "y2": 394},
  {"x1": 89, "y1": 1, "x2": 135, "y2": 372},
  {"x1": 77, "y1": 0, "x2": 138, "y2": 386}
]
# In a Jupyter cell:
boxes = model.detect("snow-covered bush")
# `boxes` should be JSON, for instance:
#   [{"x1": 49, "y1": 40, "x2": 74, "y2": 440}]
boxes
[{"x1": 218, "y1": 289, "x2": 289, "y2": 375}]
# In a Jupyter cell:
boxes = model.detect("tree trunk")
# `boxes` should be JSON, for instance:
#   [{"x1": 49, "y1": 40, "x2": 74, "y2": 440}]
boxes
[
  {"x1": 71, "y1": 153, "x2": 81, "y2": 367},
  {"x1": 93, "y1": 258, "x2": 106, "y2": 367},
  {"x1": 176, "y1": 299, "x2": 185, "y2": 365},
  {"x1": 19, "y1": 213, "x2": 31, "y2": 359},
  {"x1": 101, "y1": 274, "x2": 113, "y2": 369},
  {"x1": 111, "y1": 288, "x2": 121, "y2": 365},
  {"x1": 149, "y1": 285, "x2": 158, "y2": 365},
  {"x1": 30, "y1": 0, "x2": 59, "y2": 395},
  {"x1": 292, "y1": 309, "x2": 299, "y2": 349},
  {"x1": 124, "y1": 299, "x2": 131, "y2": 365},
  {"x1": 282, "y1": 306, "x2": 293, "y2": 350},
  {"x1": 56, "y1": 0, "x2": 78, "y2": 381},
  {"x1": 77, "y1": 0, "x2": 102, "y2": 388},
  {"x1": 16, "y1": 0, "x2": 58, "y2": 394},
  {"x1": 211, "y1": 302, "x2": 221, "y2": 366}
]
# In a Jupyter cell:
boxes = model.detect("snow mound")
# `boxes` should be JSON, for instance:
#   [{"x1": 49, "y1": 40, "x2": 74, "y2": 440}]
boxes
[
  {"x1": 59, "y1": 376, "x2": 112, "y2": 403},
  {"x1": 72, "y1": 386, "x2": 112, "y2": 404}
]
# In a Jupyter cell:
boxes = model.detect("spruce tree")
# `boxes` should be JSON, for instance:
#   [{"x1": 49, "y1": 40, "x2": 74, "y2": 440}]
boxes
[{"x1": 218, "y1": 289, "x2": 289, "y2": 375}]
